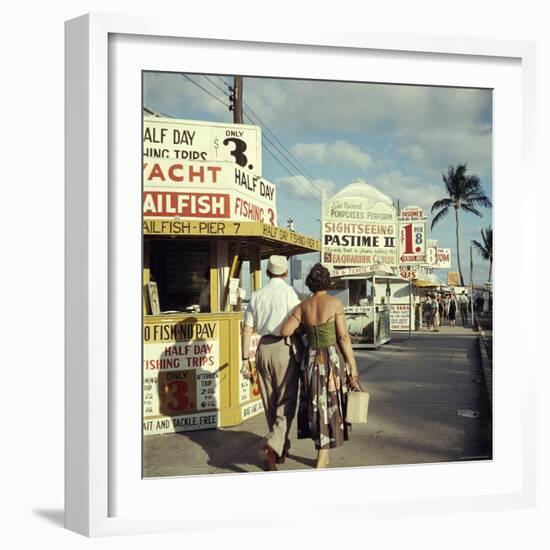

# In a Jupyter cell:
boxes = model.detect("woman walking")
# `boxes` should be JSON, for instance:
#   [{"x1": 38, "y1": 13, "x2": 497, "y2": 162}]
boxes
[
  {"x1": 448, "y1": 294, "x2": 457, "y2": 327},
  {"x1": 281, "y1": 263, "x2": 360, "y2": 469}
]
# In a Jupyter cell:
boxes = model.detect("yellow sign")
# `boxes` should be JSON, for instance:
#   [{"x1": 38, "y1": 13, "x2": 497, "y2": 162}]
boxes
[
  {"x1": 143, "y1": 219, "x2": 320, "y2": 249},
  {"x1": 447, "y1": 271, "x2": 460, "y2": 286}
]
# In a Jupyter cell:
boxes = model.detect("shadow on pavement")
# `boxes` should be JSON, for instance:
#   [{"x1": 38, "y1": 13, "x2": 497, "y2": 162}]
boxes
[{"x1": 176, "y1": 427, "x2": 266, "y2": 474}]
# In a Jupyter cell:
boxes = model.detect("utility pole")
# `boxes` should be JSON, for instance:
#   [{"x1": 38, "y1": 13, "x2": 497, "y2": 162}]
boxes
[
  {"x1": 470, "y1": 245, "x2": 474, "y2": 328},
  {"x1": 229, "y1": 76, "x2": 244, "y2": 308},
  {"x1": 230, "y1": 76, "x2": 243, "y2": 124}
]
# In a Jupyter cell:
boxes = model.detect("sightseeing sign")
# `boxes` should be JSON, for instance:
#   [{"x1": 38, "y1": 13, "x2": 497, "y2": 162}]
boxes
[
  {"x1": 322, "y1": 182, "x2": 398, "y2": 270},
  {"x1": 143, "y1": 118, "x2": 277, "y2": 225}
]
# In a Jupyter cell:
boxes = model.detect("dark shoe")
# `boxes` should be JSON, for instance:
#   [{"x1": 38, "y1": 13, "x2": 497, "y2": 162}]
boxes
[
  {"x1": 261, "y1": 445, "x2": 278, "y2": 471},
  {"x1": 277, "y1": 443, "x2": 291, "y2": 464},
  {"x1": 276, "y1": 450, "x2": 288, "y2": 464}
]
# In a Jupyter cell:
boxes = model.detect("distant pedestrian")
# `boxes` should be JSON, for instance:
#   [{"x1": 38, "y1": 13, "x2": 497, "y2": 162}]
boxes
[
  {"x1": 424, "y1": 294, "x2": 433, "y2": 330},
  {"x1": 444, "y1": 296, "x2": 450, "y2": 319},
  {"x1": 437, "y1": 296, "x2": 444, "y2": 326},
  {"x1": 432, "y1": 295, "x2": 440, "y2": 332},
  {"x1": 459, "y1": 291, "x2": 468, "y2": 326},
  {"x1": 448, "y1": 294, "x2": 457, "y2": 327}
]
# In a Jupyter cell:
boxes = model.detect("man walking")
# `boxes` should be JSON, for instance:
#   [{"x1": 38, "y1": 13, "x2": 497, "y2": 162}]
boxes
[
  {"x1": 241, "y1": 255, "x2": 301, "y2": 471},
  {"x1": 459, "y1": 291, "x2": 469, "y2": 326}
]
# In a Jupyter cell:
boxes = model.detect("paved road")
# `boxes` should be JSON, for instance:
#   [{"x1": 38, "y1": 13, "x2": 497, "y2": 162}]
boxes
[{"x1": 143, "y1": 324, "x2": 492, "y2": 477}]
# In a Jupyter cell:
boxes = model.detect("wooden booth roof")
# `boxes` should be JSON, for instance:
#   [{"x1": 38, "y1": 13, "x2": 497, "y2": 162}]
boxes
[{"x1": 143, "y1": 219, "x2": 320, "y2": 259}]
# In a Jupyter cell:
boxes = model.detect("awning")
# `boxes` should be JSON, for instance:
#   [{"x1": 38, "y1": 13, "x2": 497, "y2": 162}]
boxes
[
  {"x1": 143, "y1": 219, "x2": 320, "y2": 259},
  {"x1": 413, "y1": 279, "x2": 440, "y2": 288}
]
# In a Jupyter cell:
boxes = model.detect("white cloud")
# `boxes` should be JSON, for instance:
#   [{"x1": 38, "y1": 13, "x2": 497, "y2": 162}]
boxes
[
  {"x1": 143, "y1": 73, "x2": 229, "y2": 118},
  {"x1": 143, "y1": 72, "x2": 492, "y2": 199},
  {"x1": 371, "y1": 171, "x2": 442, "y2": 214},
  {"x1": 275, "y1": 175, "x2": 335, "y2": 202},
  {"x1": 291, "y1": 141, "x2": 373, "y2": 170}
]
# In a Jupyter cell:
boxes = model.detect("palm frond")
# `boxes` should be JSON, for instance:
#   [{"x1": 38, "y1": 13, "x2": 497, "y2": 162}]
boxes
[
  {"x1": 460, "y1": 203, "x2": 483, "y2": 217},
  {"x1": 430, "y1": 206, "x2": 450, "y2": 229},
  {"x1": 471, "y1": 239, "x2": 490, "y2": 260},
  {"x1": 431, "y1": 198, "x2": 453, "y2": 212},
  {"x1": 464, "y1": 192, "x2": 493, "y2": 209}
]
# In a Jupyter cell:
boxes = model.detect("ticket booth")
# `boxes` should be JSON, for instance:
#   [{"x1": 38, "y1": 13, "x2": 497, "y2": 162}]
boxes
[
  {"x1": 142, "y1": 220, "x2": 320, "y2": 436},
  {"x1": 330, "y1": 270, "x2": 398, "y2": 349}
]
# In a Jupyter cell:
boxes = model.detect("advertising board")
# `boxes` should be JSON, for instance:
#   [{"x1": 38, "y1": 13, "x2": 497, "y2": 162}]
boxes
[
  {"x1": 143, "y1": 319, "x2": 221, "y2": 435},
  {"x1": 322, "y1": 182, "x2": 398, "y2": 269},
  {"x1": 144, "y1": 116, "x2": 263, "y2": 173},
  {"x1": 398, "y1": 205, "x2": 427, "y2": 264}
]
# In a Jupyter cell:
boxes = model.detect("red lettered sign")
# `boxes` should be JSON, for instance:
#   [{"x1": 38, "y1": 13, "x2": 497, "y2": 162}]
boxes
[{"x1": 143, "y1": 191, "x2": 230, "y2": 218}]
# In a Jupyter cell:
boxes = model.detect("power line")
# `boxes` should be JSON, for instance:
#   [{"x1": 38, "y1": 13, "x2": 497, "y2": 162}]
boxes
[
  {"x1": 244, "y1": 107, "x2": 323, "y2": 196},
  {"x1": 243, "y1": 112, "x2": 321, "y2": 204},
  {"x1": 243, "y1": 101, "x2": 323, "y2": 193},
  {"x1": 203, "y1": 75, "x2": 230, "y2": 97},
  {"x1": 263, "y1": 169, "x2": 320, "y2": 224},
  {"x1": 215, "y1": 76, "x2": 322, "y2": 195},
  {"x1": 260, "y1": 143, "x2": 322, "y2": 206},
  {"x1": 216, "y1": 75, "x2": 232, "y2": 90},
  {"x1": 180, "y1": 74, "x2": 228, "y2": 109}
]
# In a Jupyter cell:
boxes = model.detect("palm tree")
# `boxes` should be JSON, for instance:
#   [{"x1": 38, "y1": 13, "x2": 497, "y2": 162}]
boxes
[
  {"x1": 431, "y1": 163, "x2": 492, "y2": 286},
  {"x1": 472, "y1": 226, "x2": 493, "y2": 282}
]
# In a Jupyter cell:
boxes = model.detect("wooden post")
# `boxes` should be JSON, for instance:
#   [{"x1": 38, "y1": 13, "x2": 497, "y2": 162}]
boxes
[
  {"x1": 233, "y1": 76, "x2": 243, "y2": 124},
  {"x1": 209, "y1": 241, "x2": 219, "y2": 313}
]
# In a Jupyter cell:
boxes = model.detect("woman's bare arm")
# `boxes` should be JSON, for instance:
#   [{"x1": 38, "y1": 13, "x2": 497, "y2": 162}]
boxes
[
  {"x1": 280, "y1": 304, "x2": 302, "y2": 337},
  {"x1": 334, "y1": 302, "x2": 359, "y2": 378}
]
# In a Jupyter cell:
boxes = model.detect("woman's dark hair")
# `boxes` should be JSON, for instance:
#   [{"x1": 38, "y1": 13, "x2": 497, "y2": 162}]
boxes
[{"x1": 305, "y1": 263, "x2": 331, "y2": 292}]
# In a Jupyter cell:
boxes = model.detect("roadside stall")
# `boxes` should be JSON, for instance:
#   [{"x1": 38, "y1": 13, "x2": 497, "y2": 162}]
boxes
[
  {"x1": 143, "y1": 221, "x2": 319, "y2": 435},
  {"x1": 330, "y1": 267, "x2": 395, "y2": 349},
  {"x1": 142, "y1": 116, "x2": 320, "y2": 435},
  {"x1": 412, "y1": 278, "x2": 440, "y2": 329},
  {"x1": 321, "y1": 180, "x2": 400, "y2": 348}
]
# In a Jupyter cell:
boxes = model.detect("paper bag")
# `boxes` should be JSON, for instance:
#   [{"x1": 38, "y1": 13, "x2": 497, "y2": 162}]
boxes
[{"x1": 346, "y1": 389, "x2": 370, "y2": 424}]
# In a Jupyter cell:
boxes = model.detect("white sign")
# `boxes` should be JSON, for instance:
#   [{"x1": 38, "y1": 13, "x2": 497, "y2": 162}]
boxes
[
  {"x1": 239, "y1": 334, "x2": 261, "y2": 403},
  {"x1": 425, "y1": 239, "x2": 438, "y2": 266},
  {"x1": 143, "y1": 159, "x2": 277, "y2": 224},
  {"x1": 143, "y1": 159, "x2": 276, "y2": 204},
  {"x1": 322, "y1": 183, "x2": 398, "y2": 269},
  {"x1": 143, "y1": 320, "x2": 221, "y2": 434},
  {"x1": 241, "y1": 400, "x2": 264, "y2": 420},
  {"x1": 143, "y1": 412, "x2": 219, "y2": 435},
  {"x1": 434, "y1": 248, "x2": 451, "y2": 269},
  {"x1": 144, "y1": 117, "x2": 262, "y2": 174},
  {"x1": 398, "y1": 206, "x2": 427, "y2": 264},
  {"x1": 390, "y1": 304, "x2": 411, "y2": 331},
  {"x1": 399, "y1": 265, "x2": 419, "y2": 279},
  {"x1": 398, "y1": 205, "x2": 429, "y2": 222}
]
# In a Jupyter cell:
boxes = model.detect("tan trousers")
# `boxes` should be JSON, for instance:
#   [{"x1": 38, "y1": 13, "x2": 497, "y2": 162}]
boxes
[{"x1": 256, "y1": 336, "x2": 299, "y2": 457}]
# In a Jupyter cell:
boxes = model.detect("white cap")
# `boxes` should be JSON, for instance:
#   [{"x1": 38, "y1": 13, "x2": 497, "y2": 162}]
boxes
[{"x1": 267, "y1": 255, "x2": 288, "y2": 276}]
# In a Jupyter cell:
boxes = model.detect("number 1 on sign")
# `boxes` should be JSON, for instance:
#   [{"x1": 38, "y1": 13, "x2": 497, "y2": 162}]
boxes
[{"x1": 401, "y1": 223, "x2": 414, "y2": 254}]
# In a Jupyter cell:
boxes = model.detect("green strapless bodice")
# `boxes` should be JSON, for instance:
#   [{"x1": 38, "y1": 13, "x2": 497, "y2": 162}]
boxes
[{"x1": 305, "y1": 320, "x2": 337, "y2": 349}]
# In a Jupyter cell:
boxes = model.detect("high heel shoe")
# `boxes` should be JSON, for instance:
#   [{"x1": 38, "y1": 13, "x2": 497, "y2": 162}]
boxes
[{"x1": 315, "y1": 450, "x2": 330, "y2": 469}]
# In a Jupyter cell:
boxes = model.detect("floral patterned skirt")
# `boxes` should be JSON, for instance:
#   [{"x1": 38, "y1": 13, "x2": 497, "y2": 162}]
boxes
[{"x1": 297, "y1": 345, "x2": 351, "y2": 450}]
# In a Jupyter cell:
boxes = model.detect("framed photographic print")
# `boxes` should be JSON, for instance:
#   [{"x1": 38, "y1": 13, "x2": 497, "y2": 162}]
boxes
[{"x1": 65, "y1": 13, "x2": 536, "y2": 537}]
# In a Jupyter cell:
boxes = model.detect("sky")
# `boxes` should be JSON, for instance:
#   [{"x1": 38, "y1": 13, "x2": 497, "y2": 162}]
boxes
[{"x1": 143, "y1": 72, "x2": 493, "y2": 286}]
